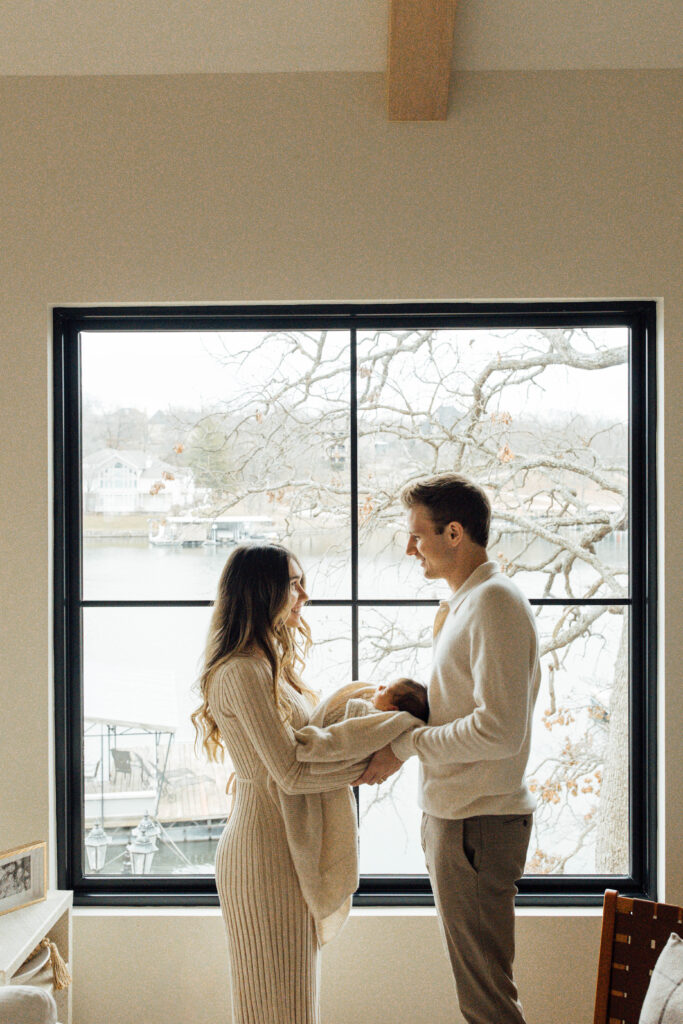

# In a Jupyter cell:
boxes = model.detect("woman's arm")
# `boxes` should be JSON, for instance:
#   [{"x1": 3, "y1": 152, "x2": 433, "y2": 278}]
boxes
[
  {"x1": 295, "y1": 707, "x2": 420, "y2": 764},
  {"x1": 213, "y1": 659, "x2": 365, "y2": 795}
]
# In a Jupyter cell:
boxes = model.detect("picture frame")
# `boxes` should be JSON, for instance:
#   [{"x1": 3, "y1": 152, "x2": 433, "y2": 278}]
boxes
[{"x1": 0, "y1": 841, "x2": 47, "y2": 917}]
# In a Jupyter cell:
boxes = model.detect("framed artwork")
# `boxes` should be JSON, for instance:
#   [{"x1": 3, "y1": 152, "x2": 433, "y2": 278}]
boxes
[{"x1": 0, "y1": 841, "x2": 47, "y2": 916}]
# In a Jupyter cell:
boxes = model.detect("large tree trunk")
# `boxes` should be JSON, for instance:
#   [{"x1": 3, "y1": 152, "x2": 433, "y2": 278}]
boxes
[{"x1": 595, "y1": 614, "x2": 630, "y2": 873}]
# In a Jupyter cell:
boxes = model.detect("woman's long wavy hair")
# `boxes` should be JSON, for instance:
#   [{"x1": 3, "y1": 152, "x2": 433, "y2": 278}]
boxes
[{"x1": 191, "y1": 543, "x2": 317, "y2": 762}]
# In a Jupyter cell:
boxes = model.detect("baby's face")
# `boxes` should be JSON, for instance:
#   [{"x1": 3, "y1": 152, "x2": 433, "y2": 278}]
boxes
[{"x1": 371, "y1": 682, "x2": 403, "y2": 712}]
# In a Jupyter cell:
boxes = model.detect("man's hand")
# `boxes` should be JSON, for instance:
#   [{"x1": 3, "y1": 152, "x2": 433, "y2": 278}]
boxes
[{"x1": 354, "y1": 744, "x2": 403, "y2": 786}]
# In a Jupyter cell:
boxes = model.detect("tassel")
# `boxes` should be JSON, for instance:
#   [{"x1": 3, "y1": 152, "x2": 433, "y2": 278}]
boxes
[
  {"x1": 28, "y1": 937, "x2": 72, "y2": 990},
  {"x1": 46, "y1": 939, "x2": 72, "y2": 990}
]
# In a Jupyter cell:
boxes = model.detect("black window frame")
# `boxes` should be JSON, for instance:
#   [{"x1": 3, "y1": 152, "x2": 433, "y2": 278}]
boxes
[{"x1": 53, "y1": 300, "x2": 657, "y2": 908}]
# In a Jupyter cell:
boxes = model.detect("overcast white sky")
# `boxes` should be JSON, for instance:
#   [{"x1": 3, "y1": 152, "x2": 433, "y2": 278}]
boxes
[{"x1": 81, "y1": 327, "x2": 629, "y2": 421}]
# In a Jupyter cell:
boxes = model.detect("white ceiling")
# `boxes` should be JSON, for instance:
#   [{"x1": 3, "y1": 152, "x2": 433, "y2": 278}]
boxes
[{"x1": 1, "y1": 0, "x2": 681, "y2": 76}]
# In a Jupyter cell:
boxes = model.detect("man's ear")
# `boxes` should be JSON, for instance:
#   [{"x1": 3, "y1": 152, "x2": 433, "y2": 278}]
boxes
[{"x1": 446, "y1": 521, "x2": 464, "y2": 545}]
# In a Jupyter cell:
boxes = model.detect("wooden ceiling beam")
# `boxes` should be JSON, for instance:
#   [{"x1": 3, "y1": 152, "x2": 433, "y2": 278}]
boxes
[{"x1": 387, "y1": 0, "x2": 457, "y2": 121}]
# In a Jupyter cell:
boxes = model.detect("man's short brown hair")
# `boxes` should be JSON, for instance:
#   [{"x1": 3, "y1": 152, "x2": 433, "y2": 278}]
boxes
[{"x1": 400, "y1": 473, "x2": 491, "y2": 548}]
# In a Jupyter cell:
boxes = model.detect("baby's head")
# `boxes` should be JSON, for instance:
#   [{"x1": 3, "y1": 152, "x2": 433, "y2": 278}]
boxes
[{"x1": 371, "y1": 677, "x2": 429, "y2": 722}]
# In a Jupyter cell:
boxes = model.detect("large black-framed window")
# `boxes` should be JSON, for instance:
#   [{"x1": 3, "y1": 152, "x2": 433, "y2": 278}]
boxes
[{"x1": 54, "y1": 301, "x2": 657, "y2": 907}]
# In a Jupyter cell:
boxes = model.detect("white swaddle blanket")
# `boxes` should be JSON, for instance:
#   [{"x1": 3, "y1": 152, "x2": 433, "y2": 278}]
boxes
[
  {"x1": 295, "y1": 682, "x2": 422, "y2": 770},
  {"x1": 267, "y1": 682, "x2": 421, "y2": 945}
]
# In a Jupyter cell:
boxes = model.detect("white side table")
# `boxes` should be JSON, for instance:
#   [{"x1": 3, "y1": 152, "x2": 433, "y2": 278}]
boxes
[{"x1": 0, "y1": 891, "x2": 73, "y2": 1024}]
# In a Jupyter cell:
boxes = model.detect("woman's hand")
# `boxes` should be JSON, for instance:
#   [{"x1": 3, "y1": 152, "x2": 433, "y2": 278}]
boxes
[{"x1": 354, "y1": 744, "x2": 403, "y2": 785}]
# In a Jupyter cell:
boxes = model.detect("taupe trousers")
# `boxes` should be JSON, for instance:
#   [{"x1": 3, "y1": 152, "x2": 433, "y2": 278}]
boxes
[{"x1": 422, "y1": 811, "x2": 532, "y2": 1024}]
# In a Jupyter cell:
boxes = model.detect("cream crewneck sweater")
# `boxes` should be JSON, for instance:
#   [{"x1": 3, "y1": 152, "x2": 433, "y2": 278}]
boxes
[{"x1": 391, "y1": 561, "x2": 542, "y2": 819}]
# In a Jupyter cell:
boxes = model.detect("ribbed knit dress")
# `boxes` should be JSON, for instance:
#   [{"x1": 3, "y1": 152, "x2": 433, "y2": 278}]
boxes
[{"x1": 208, "y1": 656, "x2": 362, "y2": 1024}]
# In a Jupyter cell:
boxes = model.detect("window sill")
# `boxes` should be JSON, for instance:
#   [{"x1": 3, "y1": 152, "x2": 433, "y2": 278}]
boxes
[{"x1": 73, "y1": 904, "x2": 603, "y2": 919}]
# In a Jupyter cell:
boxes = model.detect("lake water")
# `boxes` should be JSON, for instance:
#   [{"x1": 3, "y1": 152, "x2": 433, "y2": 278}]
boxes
[{"x1": 83, "y1": 525, "x2": 629, "y2": 601}]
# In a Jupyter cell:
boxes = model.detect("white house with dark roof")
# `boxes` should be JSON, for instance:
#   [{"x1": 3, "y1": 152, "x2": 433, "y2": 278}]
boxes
[{"x1": 82, "y1": 448, "x2": 195, "y2": 513}]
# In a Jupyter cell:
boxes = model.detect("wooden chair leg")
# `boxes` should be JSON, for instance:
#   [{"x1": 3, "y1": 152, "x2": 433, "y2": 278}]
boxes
[{"x1": 594, "y1": 889, "x2": 619, "y2": 1024}]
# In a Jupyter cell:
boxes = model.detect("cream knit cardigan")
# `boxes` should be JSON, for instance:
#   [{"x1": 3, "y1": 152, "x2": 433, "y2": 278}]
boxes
[{"x1": 270, "y1": 682, "x2": 421, "y2": 943}]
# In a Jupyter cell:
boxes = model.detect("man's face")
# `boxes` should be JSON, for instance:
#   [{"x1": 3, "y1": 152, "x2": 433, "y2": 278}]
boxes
[{"x1": 405, "y1": 503, "x2": 457, "y2": 581}]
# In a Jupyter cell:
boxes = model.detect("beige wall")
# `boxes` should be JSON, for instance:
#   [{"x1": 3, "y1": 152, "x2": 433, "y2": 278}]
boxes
[
  {"x1": 72, "y1": 907, "x2": 600, "y2": 1024},
  {"x1": 0, "y1": 69, "x2": 680, "y2": 1023}
]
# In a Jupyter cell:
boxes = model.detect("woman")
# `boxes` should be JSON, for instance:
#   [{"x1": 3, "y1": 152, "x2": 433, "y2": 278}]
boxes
[{"x1": 191, "y1": 543, "x2": 364, "y2": 1024}]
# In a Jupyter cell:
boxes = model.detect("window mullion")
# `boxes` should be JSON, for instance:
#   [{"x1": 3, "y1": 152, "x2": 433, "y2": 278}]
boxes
[{"x1": 350, "y1": 326, "x2": 359, "y2": 679}]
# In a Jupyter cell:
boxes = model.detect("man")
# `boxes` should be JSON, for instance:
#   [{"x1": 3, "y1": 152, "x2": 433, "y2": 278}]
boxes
[{"x1": 356, "y1": 473, "x2": 541, "y2": 1024}]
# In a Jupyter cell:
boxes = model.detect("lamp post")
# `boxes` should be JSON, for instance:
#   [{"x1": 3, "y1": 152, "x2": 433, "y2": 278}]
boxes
[
  {"x1": 127, "y1": 812, "x2": 160, "y2": 875},
  {"x1": 84, "y1": 822, "x2": 111, "y2": 873}
]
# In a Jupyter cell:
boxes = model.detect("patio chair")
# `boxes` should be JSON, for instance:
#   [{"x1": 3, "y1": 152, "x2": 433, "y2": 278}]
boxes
[
  {"x1": 109, "y1": 748, "x2": 132, "y2": 784},
  {"x1": 159, "y1": 766, "x2": 214, "y2": 801},
  {"x1": 593, "y1": 888, "x2": 683, "y2": 1024},
  {"x1": 129, "y1": 751, "x2": 155, "y2": 787},
  {"x1": 110, "y1": 749, "x2": 154, "y2": 788}
]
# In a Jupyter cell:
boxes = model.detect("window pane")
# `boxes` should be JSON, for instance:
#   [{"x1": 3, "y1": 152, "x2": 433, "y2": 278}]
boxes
[
  {"x1": 302, "y1": 605, "x2": 352, "y2": 699},
  {"x1": 356, "y1": 327, "x2": 629, "y2": 601},
  {"x1": 82, "y1": 606, "x2": 222, "y2": 876},
  {"x1": 81, "y1": 330, "x2": 351, "y2": 600},
  {"x1": 528, "y1": 604, "x2": 629, "y2": 875},
  {"x1": 357, "y1": 606, "x2": 435, "y2": 875},
  {"x1": 82, "y1": 603, "x2": 352, "y2": 876},
  {"x1": 356, "y1": 603, "x2": 629, "y2": 877}
]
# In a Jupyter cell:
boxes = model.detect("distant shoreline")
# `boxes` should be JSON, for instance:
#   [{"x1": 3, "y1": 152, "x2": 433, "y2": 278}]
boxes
[{"x1": 84, "y1": 530, "x2": 148, "y2": 538}]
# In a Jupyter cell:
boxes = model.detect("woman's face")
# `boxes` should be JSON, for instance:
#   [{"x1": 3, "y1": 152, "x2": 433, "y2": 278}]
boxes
[{"x1": 284, "y1": 559, "x2": 309, "y2": 628}]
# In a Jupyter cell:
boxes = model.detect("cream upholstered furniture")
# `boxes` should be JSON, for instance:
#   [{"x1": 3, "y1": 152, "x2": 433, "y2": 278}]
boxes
[
  {"x1": 639, "y1": 932, "x2": 683, "y2": 1023},
  {"x1": 0, "y1": 890, "x2": 72, "y2": 1024},
  {"x1": 0, "y1": 985, "x2": 58, "y2": 1023},
  {"x1": 593, "y1": 889, "x2": 683, "y2": 1024}
]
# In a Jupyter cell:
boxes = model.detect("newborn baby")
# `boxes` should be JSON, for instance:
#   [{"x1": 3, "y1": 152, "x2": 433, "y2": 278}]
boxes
[
  {"x1": 345, "y1": 677, "x2": 429, "y2": 723},
  {"x1": 294, "y1": 676, "x2": 428, "y2": 773},
  {"x1": 315, "y1": 677, "x2": 429, "y2": 729}
]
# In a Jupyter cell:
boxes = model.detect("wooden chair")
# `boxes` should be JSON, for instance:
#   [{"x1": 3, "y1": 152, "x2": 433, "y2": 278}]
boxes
[{"x1": 594, "y1": 889, "x2": 683, "y2": 1024}]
